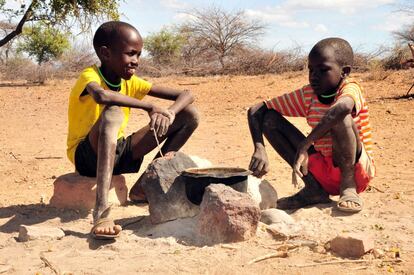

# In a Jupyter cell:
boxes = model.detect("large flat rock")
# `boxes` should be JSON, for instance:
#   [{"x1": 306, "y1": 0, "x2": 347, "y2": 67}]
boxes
[{"x1": 49, "y1": 173, "x2": 127, "y2": 210}]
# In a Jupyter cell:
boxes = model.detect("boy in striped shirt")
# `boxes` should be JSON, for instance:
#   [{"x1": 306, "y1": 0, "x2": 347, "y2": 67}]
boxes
[{"x1": 247, "y1": 37, "x2": 375, "y2": 213}]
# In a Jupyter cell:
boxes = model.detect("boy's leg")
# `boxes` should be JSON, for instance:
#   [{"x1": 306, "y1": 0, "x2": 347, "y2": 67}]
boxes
[
  {"x1": 261, "y1": 110, "x2": 331, "y2": 209},
  {"x1": 331, "y1": 114, "x2": 363, "y2": 212},
  {"x1": 88, "y1": 105, "x2": 124, "y2": 236},
  {"x1": 128, "y1": 105, "x2": 199, "y2": 199}
]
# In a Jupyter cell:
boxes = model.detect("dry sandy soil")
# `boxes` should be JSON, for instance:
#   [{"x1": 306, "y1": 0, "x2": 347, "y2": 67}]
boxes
[{"x1": 0, "y1": 69, "x2": 413, "y2": 274}]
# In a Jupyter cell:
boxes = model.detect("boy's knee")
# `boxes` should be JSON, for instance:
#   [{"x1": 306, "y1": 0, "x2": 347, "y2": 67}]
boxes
[
  {"x1": 101, "y1": 106, "x2": 124, "y2": 128},
  {"x1": 180, "y1": 105, "x2": 199, "y2": 129},
  {"x1": 331, "y1": 114, "x2": 353, "y2": 133}
]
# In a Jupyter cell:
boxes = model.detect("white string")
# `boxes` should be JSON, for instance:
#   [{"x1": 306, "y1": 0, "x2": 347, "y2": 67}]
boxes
[{"x1": 152, "y1": 128, "x2": 164, "y2": 157}]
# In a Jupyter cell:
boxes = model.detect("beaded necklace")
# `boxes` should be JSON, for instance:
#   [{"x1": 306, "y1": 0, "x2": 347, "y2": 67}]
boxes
[{"x1": 97, "y1": 66, "x2": 122, "y2": 89}]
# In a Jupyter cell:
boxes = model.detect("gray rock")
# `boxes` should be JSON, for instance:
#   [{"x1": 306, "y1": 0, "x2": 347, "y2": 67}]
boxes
[
  {"x1": 261, "y1": 209, "x2": 301, "y2": 240},
  {"x1": 18, "y1": 225, "x2": 65, "y2": 242},
  {"x1": 246, "y1": 176, "x2": 278, "y2": 210},
  {"x1": 140, "y1": 152, "x2": 200, "y2": 224},
  {"x1": 197, "y1": 184, "x2": 261, "y2": 245},
  {"x1": 329, "y1": 233, "x2": 375, "y2": 258},
  {"x1": 260, "y1": 208, "x2": 295, "y2": 225}
]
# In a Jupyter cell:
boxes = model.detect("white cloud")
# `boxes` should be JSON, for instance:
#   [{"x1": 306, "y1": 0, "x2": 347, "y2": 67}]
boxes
[
  {"x1": 372, "y1": 11, "x2": 414, "y2": 32},
  {"x1": 314, "y1": 23, "x2": 328, "y2": 33},
  {"x1": 283, "y1": 0, "x2": 396, "y2": 15},
  {"x1": 245, "y1": 7, "x2": 309, "y2": 28},
  {"x1": 173, "y1": 12, "x2": 195, "y2": 22},
  {"x1": 160, "y1": 0, "x2": 189, "y2": 10}
]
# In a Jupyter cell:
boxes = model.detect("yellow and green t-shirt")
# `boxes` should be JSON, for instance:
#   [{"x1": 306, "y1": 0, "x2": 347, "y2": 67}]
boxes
[{"x1": 66, "y1": 65, "x2": 152, "y2": 164}]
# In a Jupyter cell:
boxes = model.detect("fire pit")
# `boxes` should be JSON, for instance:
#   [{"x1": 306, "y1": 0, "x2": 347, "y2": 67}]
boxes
[{"x1": 181, "y1": 167, "x2": 252, "y2": 205}]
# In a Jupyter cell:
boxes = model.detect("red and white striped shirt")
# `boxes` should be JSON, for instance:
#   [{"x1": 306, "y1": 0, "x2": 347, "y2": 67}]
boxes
[{"x1": 265, "y1": 79, "x2": 373, "y2": 158}]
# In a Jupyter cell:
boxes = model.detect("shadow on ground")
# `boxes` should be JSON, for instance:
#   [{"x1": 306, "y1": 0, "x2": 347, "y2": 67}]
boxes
[{"x1": 0, "y1": 204, "x2": 89, "y2": 234}]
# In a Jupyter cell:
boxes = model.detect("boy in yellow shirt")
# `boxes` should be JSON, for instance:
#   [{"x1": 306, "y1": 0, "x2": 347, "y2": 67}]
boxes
[{"x1": 67, "y1": 21, "x2": 198, "y2": 239}]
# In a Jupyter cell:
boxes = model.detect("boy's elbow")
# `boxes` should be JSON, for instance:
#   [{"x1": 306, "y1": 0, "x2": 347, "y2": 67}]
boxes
[
  {"x1": 183, "y1": 90, "x2": 195, "y2": 104},
  {"x1": 93, "y1": 90, "x2": 109, "y2": 104},
  {"x1": 248, "y1": 102, "x2": 265, "y2": 118}
]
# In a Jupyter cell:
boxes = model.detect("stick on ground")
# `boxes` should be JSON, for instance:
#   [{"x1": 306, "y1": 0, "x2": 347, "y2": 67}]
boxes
[{"x1": 247, "y1": 251, "x2": 288, "y2": 265}]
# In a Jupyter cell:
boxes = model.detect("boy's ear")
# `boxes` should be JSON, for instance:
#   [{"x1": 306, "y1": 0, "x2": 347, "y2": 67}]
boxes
[
  {"x1": 98, "y1": 46, "x2": 111, "y2": 61},
  {"x1": 341, "y1": 65, "x2": 351, "y2": 78}
]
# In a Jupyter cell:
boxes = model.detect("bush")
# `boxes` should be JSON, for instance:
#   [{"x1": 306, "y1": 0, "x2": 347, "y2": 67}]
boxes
[
  {"x1": 382, "y1": 44, "x2": 411, "y2": 70},
  {"x1": 144, "y1": 28, "x2": 184, "y2": 65}
]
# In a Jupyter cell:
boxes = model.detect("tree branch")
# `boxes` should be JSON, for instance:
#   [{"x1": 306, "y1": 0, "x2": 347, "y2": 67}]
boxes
[{"x1": 0, "y1": 0, "x2": 36, "y2": 48}]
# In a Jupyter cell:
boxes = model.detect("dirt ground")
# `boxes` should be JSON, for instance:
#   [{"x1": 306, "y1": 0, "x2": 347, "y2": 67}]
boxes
[{"x1": 0, "y1": 69, "x2": 413, "y2": 274}]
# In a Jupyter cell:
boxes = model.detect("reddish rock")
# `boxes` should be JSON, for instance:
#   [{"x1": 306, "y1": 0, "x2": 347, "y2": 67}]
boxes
[
  {"x1": 329, "y1": 233, "x2": 375, "y2": 258},
  {"x1": 197, "y1": 184, "x2": 261, "y2": 245},
  {"x1": 49, "y1": 173, "x2": 127, "y2": 210}
]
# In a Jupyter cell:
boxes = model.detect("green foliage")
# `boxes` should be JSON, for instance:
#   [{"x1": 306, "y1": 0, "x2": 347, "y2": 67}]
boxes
[
  {"x1": 145, "y1": 28, "x2": 184, "y2": 65},
  {"x1": 17, "y1": 23, "x2": 70, "y2": 64},
  {"x1": 0, "y1": 0, "x2": 120, "y2": 48},
  {"x1": 1, "y1": 0, "x2": 120, "y2": 25}
]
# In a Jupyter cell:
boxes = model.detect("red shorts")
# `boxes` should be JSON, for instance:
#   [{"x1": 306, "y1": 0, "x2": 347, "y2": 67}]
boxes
[{"x1": 308, "y1": 146, "x2": 376, "y2": 195}]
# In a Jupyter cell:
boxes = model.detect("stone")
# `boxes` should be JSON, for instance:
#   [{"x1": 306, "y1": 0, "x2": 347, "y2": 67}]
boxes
[
  {"x1": 329, "y1": 233, "x2": 375, "y2": 258},
  {"x1": 246, "y1": 176, "x2": 278, "y2": 210},
  {"x1": 18, "y1": 225, "x2": 65, "y2": 242},
  {"x1": 197, "y1": 184, "x2": 261, "y2": 245},
  {"x1": 49, "y1": 173, "x2": 127, "y2": 210},
  {"x1": 139, "y1": 151, "x2": 200, "y2": 224},
  {"x1": 189, "y1": 155, "x2": 212, "y2": 168},
  {"x1": 262, "y1": 209, "x2": 301, "y2": 240},
  {"x1": 260, "y1": 208, "x2": 295, "y2": 225}
]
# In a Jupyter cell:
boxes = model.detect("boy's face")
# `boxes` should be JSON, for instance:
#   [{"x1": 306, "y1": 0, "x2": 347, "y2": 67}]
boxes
[
  {"x1": 101, "y1": 27, "x2": 143, "y2": 80},
  {"x1": 308, "y1": 47, "x2": 344, "y2": 95}
]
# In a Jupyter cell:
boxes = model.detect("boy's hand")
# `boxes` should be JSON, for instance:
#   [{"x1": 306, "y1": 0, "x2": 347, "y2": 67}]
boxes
[
  {"x1": 293, "y1": 146, "x2": 309, "y2": 178},
  {"x1": 149, "y1": 106, "x2": 174, "y2": 137},
  {"x1": 249, "y1": 146, "x2": 269, "y2": 178}
]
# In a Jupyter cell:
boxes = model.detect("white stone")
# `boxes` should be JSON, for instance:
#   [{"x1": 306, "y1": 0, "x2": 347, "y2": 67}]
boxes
[
  {"x1": 18, "y1": 225, "x2": 65, "y2": 242},
  {"x1": 189, "y1": 155, "x2": 212, "y2": 168},
  {"x1": 246, "y1": 176, "x2": 278, "y2": 209}
]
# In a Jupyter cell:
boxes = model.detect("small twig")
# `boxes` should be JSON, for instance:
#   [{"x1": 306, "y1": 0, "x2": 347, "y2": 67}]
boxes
[
  {"x1": 9, "y1": 151, "x2": 22, "y2": 163},
  {"x1": 368, "y1": 185, "x2": 385, "y2": 193},
  {"x1": 40, "y1": 252, "x2": 60, "y2": 275},
  {"x1": 35, "y1": 156, "x2": 63, "y2": 160},
  {"x1": 178, "y1": 82, "x2": 201, "y2": 86},
  {"x1": 247, "y1": 251, "x2": 288, "y2": 265},
  {"x1": 291, "y1": 258, "x2": 403, "y2": 268},
  {"x1": 221, "y1": 244, "x2": 239, "y2": 250},
  {"x1": 406, "y1": 83, "x2": 414, "y2": 96},
  {"x1": 152, "y1": 128, "x2": 164, "y2": 157}
]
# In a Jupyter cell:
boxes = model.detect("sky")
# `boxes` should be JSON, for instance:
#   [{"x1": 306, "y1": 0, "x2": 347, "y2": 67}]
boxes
[
  {"x1": 117, "y1": 0, "x2": 413, "y2": 53},
  {"x1": 1, "y1": 0, "x2": 413, "y2": 54}
]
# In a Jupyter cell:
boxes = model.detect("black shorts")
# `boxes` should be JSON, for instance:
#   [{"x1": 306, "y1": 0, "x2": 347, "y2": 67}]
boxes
[{"x1": 74, "y1": 134, "x2": 143, "y2": 177}]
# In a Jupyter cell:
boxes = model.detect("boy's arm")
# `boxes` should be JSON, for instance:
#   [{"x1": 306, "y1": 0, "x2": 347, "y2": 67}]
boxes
[
  {"x1": 293, "y1": 96, "x2": 355, "y2": 177},
  {"x1": 147, "y1": 85, "x2": 194, "y2": 136},
  {"x1": 86, "y1": 82, "x2": 173, "y2": 136},
  {"x1": 148, "y1": 85, "x2": 194, "y2": 118},
  {"x1": 86, "y1": 82, "x2": 154, "y2": 112},
  {"x1": 247, "y1": 102, "x2": 270, "y2": 177}
]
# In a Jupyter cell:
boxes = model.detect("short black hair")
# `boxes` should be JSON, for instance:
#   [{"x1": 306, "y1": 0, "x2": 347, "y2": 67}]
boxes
[
  {"x1": 309, "y1": 37, "x2": 354, "y2": 67},
  {"x1": 93, "y1": 21, "x2": 138, "y2": 52}
]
